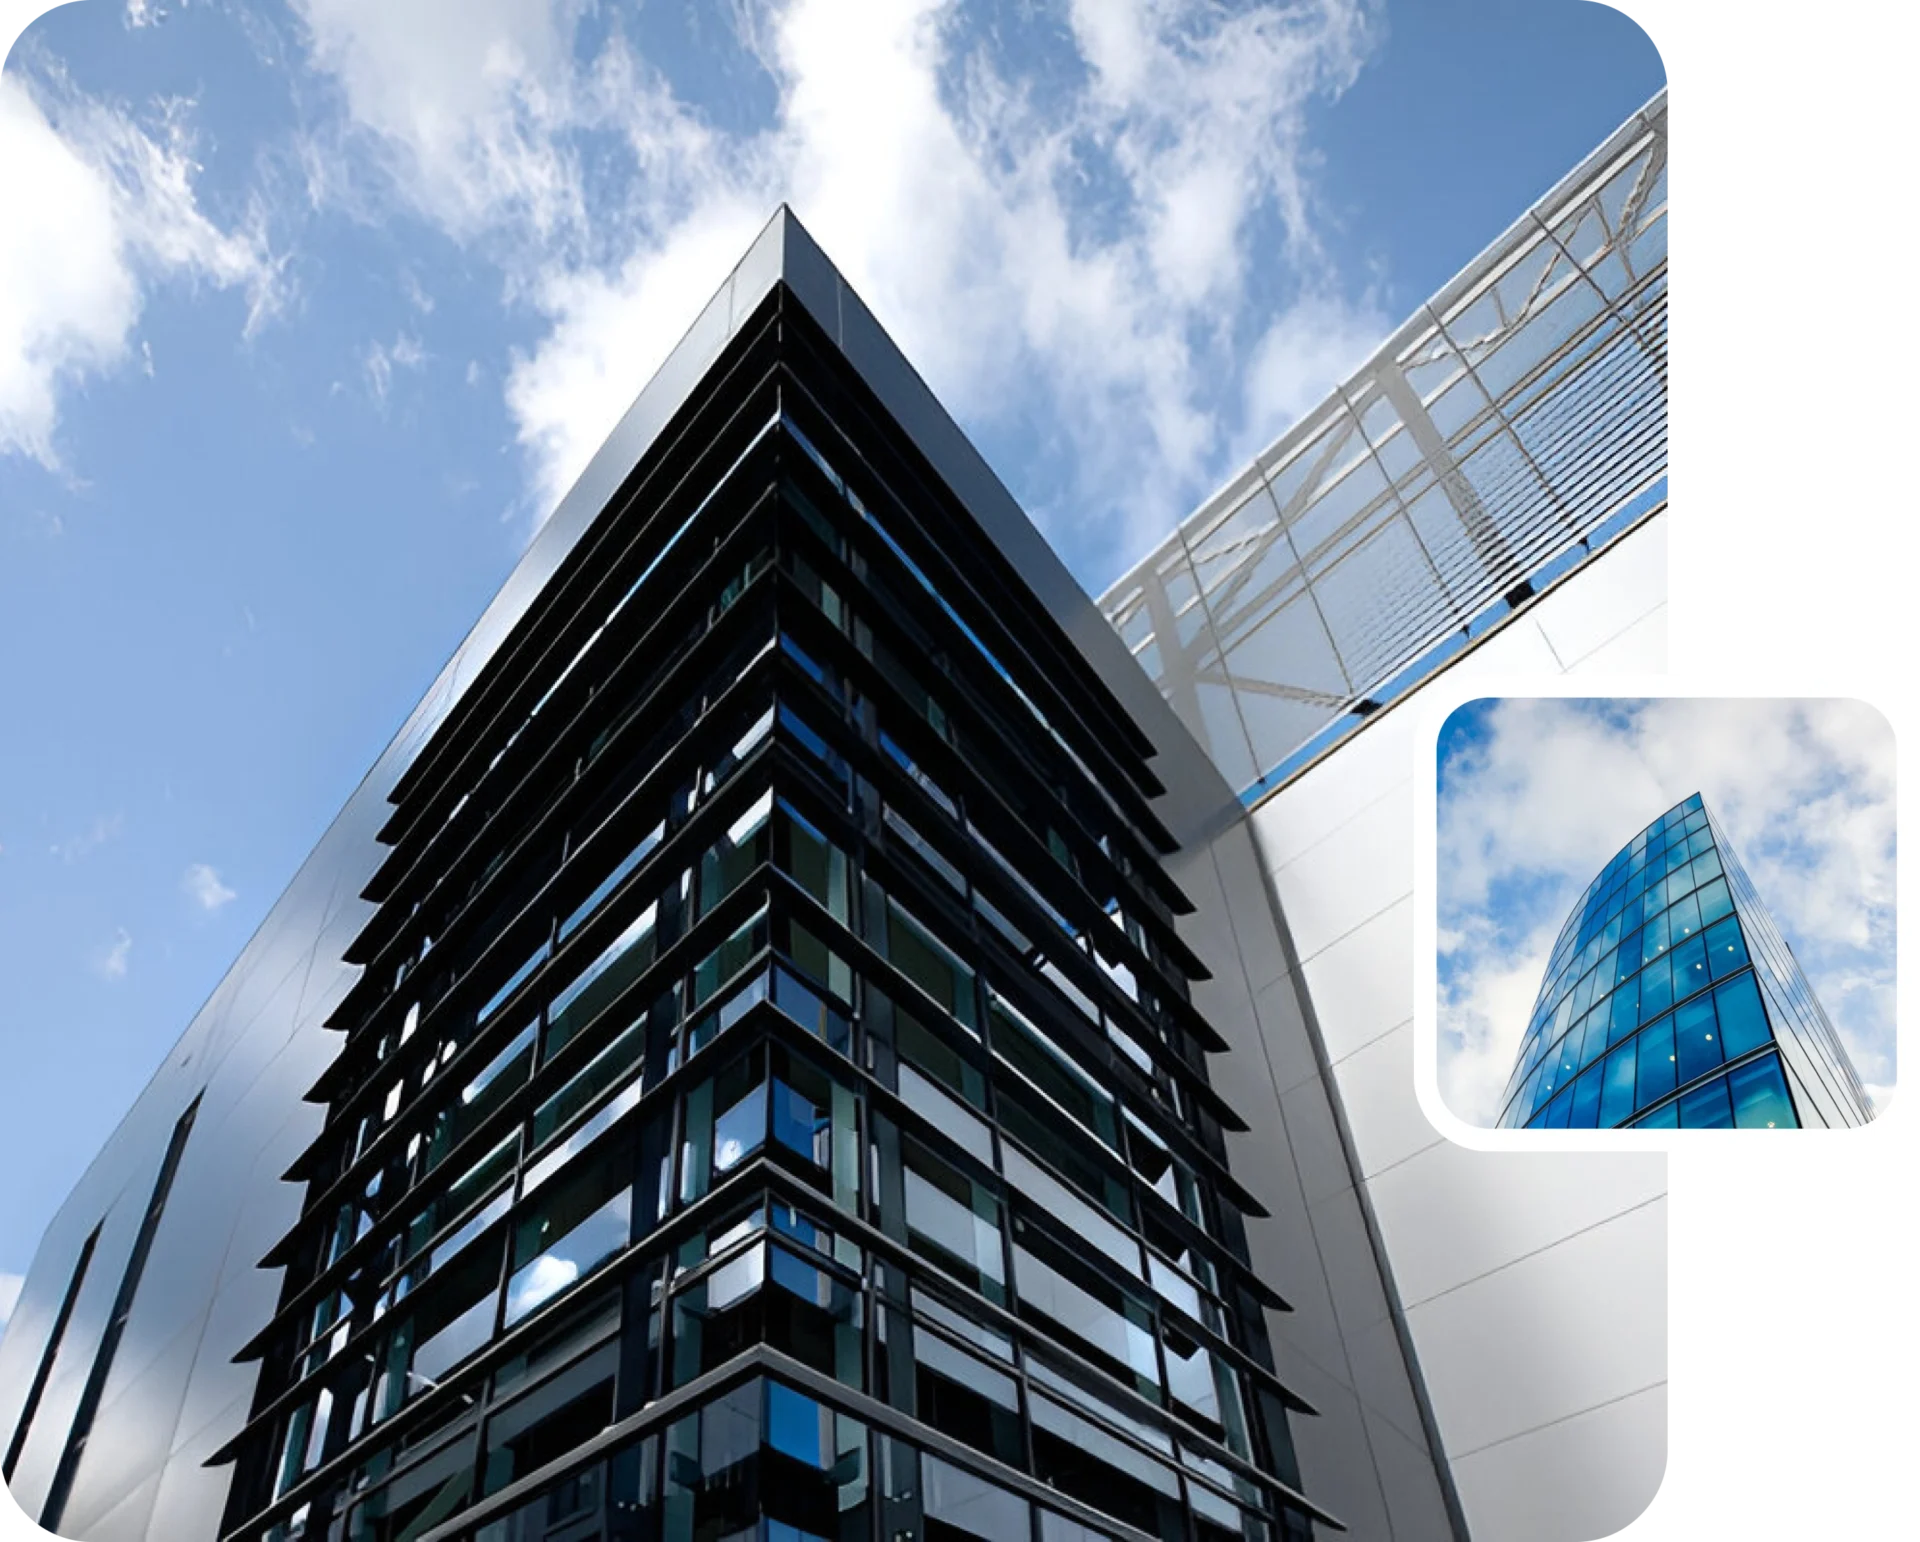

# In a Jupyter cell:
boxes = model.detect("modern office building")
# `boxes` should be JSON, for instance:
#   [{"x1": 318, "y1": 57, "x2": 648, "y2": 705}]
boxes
[
  {"x1": 2, "y1": 93, "x2": 1667, "y2": 1542},
  {"x1": 1497, "y1": 793, "x2": 1873, "y2": 1130}
]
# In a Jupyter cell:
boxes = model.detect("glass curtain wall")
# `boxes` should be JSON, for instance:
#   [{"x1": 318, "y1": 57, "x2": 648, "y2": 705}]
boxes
[
  {"x1": 216, "y1": 290, "x2": 1332, "y2": 1542},
  {"x1": 1499, "y1": 793, "x2": 1872, "y2": 1130}
]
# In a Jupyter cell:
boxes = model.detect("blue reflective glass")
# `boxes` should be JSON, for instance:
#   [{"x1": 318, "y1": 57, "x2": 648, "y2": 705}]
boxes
[
  {"x1": 1545, "y1": 1090, "x2": 1573, "y2": 1129},
  {"x1": 1607, "y1": 975, "x2": 1640, "y2": 1048},
  {"x1": 766, "y1": 1381, "x2": 831, "y2": 1467},
  {"x1": 1728, "y1": 1055, "x2": 1797, "y2": 1129},
  {"x1": 1678, "y1": 1076, "x2": 1734, "y2": 1129},
  {"x1": 1622, "y1": 891, "x2": 1645, "y2": 933},
  {"x1": 1674, "y1": 996, "x2": 1722, "y2": 1084},
  {"x1": 1571, "y1": 968, "x2": 1596, "y2": 1019},
  {"x1": 1640, "y1": 910, "x2": 1668, "y2": 968},
  {"x1": 1599, "y1": 1044, "x2": 1637, "y2": 1126},
  {"x1": 1687, "y1": 826, "x2": 1712, "y2": 859},
  {"x1": 1705, "y1": 915, "x2": 1749, "y2": 981},
  {"x1": 1568, "y1": 1064, "x2": 1604, "y2": 1128},
  {"x1": 1578, "y1": 1005, "x2": 1610, "y2": 1070},
  {"x1": 1695, "y1": 876, "x2": 1732, "y2": 925},
  {"x1": 1713, "y1": 972, "x2": 1772, "y2": 1059},
  {"x1": 1638, "y1": 954, "x2": 1672, "y2": 1023},
  {"x1": 1634, "y1": 1102, "x2": 1678, "y2": 1129},
  {"x1": 1667, "y1": 890, "x2": 1702, "y2": 944},
  {"x1": 1635, "y1": 1015, "x2": 1676, "y2": 1109},
  {"x1": 1692, "y1": 846, "x2": 1723, "y2": 883},
  {"x1": 1669, "y1": 932, "x2": 1710, "y2": 1005},
  {"x1": 1614, "y1": 930, "x2": 1641, "y2": 987}
]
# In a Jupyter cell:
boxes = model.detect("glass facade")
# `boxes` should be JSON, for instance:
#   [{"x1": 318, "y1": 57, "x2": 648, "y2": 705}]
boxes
[
  {"x1": 1498, "y1": 793, "x2": 1873, "y2": 1130},
  {"x1": 210, "y1": 286, "x2": 1333, "y2": 1542}
]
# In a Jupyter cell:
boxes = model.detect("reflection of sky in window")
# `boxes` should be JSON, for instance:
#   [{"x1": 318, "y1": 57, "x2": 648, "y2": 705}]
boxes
[
  {"x1": 766, "y1": 1381, "x2": 829, "y2": 1469},
  {"x1": 506, "y1": 1254, "x2": 579, "y2": 1322},
  {"x1": 505, "y1": 1192, "x2": 630, "y2": 1324}
]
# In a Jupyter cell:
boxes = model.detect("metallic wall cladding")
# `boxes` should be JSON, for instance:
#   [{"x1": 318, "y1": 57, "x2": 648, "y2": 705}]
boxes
[{"x1": 3, "y1": 208, "x2": 1452, "y2": 1539}]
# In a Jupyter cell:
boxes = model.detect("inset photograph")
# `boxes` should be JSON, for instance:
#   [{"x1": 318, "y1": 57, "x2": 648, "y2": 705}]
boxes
[{"x1": 1438, "y1": 697, "x2": 1895, "y2": 1129}]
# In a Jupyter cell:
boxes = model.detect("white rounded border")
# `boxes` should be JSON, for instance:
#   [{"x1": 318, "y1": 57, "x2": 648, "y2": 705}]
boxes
[{"x1": 1413, "y1": 668, "x2": 1904, "y2": 1152}]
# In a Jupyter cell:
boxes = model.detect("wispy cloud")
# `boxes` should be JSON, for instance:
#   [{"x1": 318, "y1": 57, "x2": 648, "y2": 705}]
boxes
[
  {"x1": 94, "y1": 927, "x2": 133, "y2": 981},
  {"x1": 284, "y1": 0, "x2": 1386, "y2": 571},
  {"x1": 0, "y1": 61, "x2": 282, "y2": 467},
  {"x1": 363, "y1": 330, "x2": 427, "y2": 405},
  {"x1": 183, "y1": 861, "x2": 237, "y2": 912},
  {"x1": 1437, "y1": 698, "x2": 1897, "y2": 1123},
  {"x1": 52, "y1": 812, "x2": 123, "y2": 863}
]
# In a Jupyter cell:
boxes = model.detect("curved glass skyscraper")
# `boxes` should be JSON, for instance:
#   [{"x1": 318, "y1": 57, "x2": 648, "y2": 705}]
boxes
[{"x1": 1498, "y1": 793, "x2": 1873, "y2": 1130}]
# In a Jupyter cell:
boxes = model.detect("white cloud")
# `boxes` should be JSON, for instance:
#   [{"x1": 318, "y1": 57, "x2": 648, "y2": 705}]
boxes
[
  {"x1": 363, "y1": 330, "x2": 427, "y2": 404},
  {"x1": 286, "y1": 0, "x2": 1384, "y2": 563},
  {"x1": 95, "y1": 927, "x2": 133, "y2": 981},
  {"x1": 52, "y1": 811, "x2": 123, "y2": 863},
  {"x1": 0, "y1": 1271, "x2": 22, "y2": 1330},
  {"x1": 1437, "y1": 698, "x2": 1897, "y2": 1123},
  {"x1": 0, "y1": 64, "x2": 280, "y2": 467},
  {"x1": 183, "y1": 861, "x2": 237, "y2": 911}
]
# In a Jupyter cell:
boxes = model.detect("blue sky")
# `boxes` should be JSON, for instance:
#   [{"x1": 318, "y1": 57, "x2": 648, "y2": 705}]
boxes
[
  {"x1": 0, "y1": 0, "x2": 1662, "y2": 1320},
  {"x1": 1436, "y1": 697, "x2": 1898, "y2": 1126}
]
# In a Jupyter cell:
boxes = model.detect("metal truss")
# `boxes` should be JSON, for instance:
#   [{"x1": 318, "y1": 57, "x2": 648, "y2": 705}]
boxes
[{"x1": 1103, "y1": 90, "x2": 1669, "y2": 796}]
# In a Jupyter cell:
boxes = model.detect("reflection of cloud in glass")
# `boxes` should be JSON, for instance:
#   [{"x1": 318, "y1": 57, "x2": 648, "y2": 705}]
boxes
[
  {"x1": 716, "y1": 1135, "x2": 747, "y2": 1169},
  {"x1": 506, "y1": 1253, "x2": 579, "y2": 1321}
]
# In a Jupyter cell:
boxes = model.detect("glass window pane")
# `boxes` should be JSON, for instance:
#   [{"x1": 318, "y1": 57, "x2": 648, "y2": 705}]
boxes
[
  {"x1": 922, "y1": 1451, "x2": 1030, "y2": 1541},
  {"x1": 1674, "y1": 996, "x2": 1722, "y2": 1085},
  {"x1": 1599, "y1": 1043, "x2": 1637, "y2": 1127},
  {"x1": 1667, "y1": 890, "x2": 1702, "y2": 944},
  {"x1": 1613, "y1": 930, "x2": 1641, "y2": 987},
  {"x1": 1714, "y1": 973, "x2": 1773, "y2": 1059},
  {"x1": 1704, "y1": 916, "x2": 1750, "y2": 981},
  {"x1": 1637, "y1": 954, "x2": 1672, "y2": 1024},
  {"x1": 1567, "y1": 1063, "x2": 1604, "y2": 1128},
  {"x1": 1669, "y1": 932, "x2": 1710, "y2": 1005},
  {"x1": 561, "y1": 822, "x2": 663, "y2": 942},
  {"x1": 1635, "y1": 1015, "x2": 1676, "y2": 1110},
  {"x1": 1634, "y1": 1102, "x2": 1678, "y2": 1130},
  {"x1": 507, "y1": 1188, "x2": 633, "y2": 1327},
  {"x1": 903, "y1": 1140, "x2": 1007, "y2": 1304},
  {"x1": 886, "y1": 900, "x2": 979, "y2": 1030},
  {"x1": 547, "y1": 903, "x2": 659, "y2": 1058},
  {"x1": 1728, "y1": 1055, "x2": 1798, "y2": 1129},
  {"x1": 1577, "y1": 1005, "x2": 1609, "y2": 1070},
  {"x1": 989, "y1": 994, "x2": 1118, "y2": 1151},
  {"x1": 1678, "y1": 1077, "x2": 1734, "y2": 1130},
  {"x1": 1607, "y1": 975, "x2": 1640, "y2": 1048},
  {"x1": 1695, "y1": 875, "x2": 1733, "y2": 925},
  {"x1": 1639, "y1": 909, "x2": 1669, "y2": 968}
]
